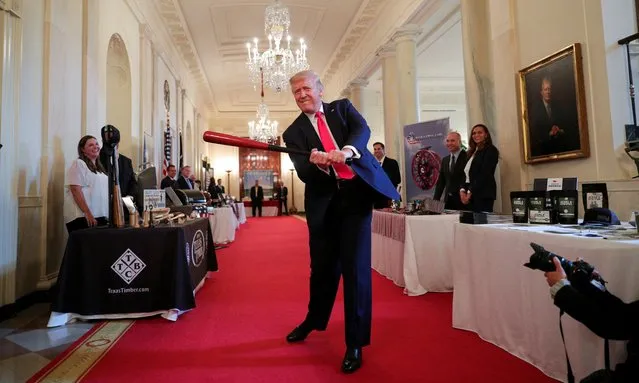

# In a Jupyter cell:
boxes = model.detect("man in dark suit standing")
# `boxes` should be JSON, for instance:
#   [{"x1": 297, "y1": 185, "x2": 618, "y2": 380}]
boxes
[
  {"x1": 282, "y1": 70, "x2": 400, "y2": 374},
  {"x1": 160, "y1": 165, "x2": 177, "y2": 189},
  {"x1": 372, "y1": 142, "x2": 401, "y2": 208},
  {"x1": 249, "y1": 179, "x2": 263, "y2": 217},
  {"x1": 276, "y1": 180, "x2": 288, "y2": 215},
  {"x1": 433, "y1": 132, "x2": 467, "y2": 210},
  {"x1": 99, "y1": 135, "x2": 139, "y2": 217},
  {"x1": 176, "y1": 166, "x2": 194, "y2": 189}
]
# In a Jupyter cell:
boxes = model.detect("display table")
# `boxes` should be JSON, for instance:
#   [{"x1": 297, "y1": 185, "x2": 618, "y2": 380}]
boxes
[
  {"x1": 48, "y1": 218, "x2": 218, "y2": 327},
  {"x1": 371, "y1": 211, "x2": 458, "y2": 295},
  {"x1": 209, "y1": 207, "x2": 239, "y2": 244},
  {"x1": 244, "y1": 200, "x2": 280, "y2": 217},
  {"x1": 451, "y1": 223, "x2": 639, "y2": 382}
]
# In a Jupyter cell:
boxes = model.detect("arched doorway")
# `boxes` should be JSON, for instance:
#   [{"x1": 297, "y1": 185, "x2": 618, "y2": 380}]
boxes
[{"x1": 106, "y1": 34, "x2": 134, "y2": 166}]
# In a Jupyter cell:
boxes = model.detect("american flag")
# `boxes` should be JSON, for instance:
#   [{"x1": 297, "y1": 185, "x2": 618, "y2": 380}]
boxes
[{"x1": 162, "y1": 119, "x2": 172, "y2": 176}]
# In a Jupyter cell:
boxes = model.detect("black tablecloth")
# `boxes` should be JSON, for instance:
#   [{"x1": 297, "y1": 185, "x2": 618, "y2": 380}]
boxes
[{"x1": 52, "y1": 218, "x2": 218, "y2": 316}]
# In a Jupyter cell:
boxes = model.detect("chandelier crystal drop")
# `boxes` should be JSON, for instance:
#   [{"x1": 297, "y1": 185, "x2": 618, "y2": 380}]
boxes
[
  {"x1": 248, "y1": 70, "x2": 279, "y2": 145},
  {"x1": 246, "y1": 0, "x2": 309, "y2": 93}
]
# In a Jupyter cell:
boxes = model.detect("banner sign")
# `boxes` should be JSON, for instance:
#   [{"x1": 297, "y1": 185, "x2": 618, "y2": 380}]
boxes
[{"x1": 403, "y1": 118, "x2": 450, "y2": 201}]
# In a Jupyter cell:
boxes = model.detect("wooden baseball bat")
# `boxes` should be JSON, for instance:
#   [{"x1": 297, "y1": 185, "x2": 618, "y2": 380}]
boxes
[
  {"x1": 112, "y1": 147, "x2": 125, "y2": 228},
  {"x1": 202, "y1": 131, "x2": 311, "y2": 156}
]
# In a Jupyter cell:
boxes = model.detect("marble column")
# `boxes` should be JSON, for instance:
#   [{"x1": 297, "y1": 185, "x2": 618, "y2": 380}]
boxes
[
  {"x1": 379, "y1": 45, "x2": 400, "y2": 159},
  {"x1": 391, "y1": 24, "x2": 421, "y2": 202},
  {"x1": 0, "y1": 0, "x2": 23, "y2": 306},
  {"x1": 460, "y1": 0, "x2": 521, "y2": 213},
  {"x1": 460, "y1": 0, "x2": 495, "y2": 130},
  {"x1": 393, "y1": 24, "x2": 421, "y2": 129},
  {"x1": 347, "y1": 77, "x2": 369, "y2": 113}
]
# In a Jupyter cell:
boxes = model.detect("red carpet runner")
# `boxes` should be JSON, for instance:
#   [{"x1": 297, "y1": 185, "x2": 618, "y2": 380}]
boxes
[{"x1": 46, "y1": 216, "x2": 557, "y2": 382}]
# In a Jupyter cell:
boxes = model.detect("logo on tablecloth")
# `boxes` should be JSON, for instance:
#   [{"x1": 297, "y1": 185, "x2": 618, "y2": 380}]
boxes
[
  {"x1": 192, "y1": 230, "x2": 205, "y2": 267},
  {"x1": 111, "y1": 249, "x2": 146, "y2": 284}
]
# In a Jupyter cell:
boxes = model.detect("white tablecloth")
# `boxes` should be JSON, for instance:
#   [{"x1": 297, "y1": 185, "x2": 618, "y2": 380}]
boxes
[
  {"x1": 209, "y1": 207, "x2": 239, "y2": 244},
  {"x1": 245, "y1": 205, "x2": 278, "y2": 217},
  {"x1": 235, "y1": 203, "x2": 247, "y2": 224},
  {"x1": 451, "y1": 223, "x2": 639, "y2": 382},
  {"x1": 372, "y1": 211, "x2": 458, "y2": 295}
]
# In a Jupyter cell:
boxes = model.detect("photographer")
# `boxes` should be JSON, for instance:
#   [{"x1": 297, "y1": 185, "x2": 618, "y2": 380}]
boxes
[{"x1": 544, "y1": 257, "x2": 639, "y2": 382}]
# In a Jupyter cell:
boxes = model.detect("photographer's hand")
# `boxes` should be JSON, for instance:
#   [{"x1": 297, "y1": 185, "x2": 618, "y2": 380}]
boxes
[{"x1": 544, "y1": 257, "x2": 567, "y2": 286}]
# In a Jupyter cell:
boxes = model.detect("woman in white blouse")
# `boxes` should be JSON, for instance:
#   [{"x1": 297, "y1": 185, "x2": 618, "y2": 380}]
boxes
[{"x1": 63, "y1": 135, "x2": 109, "y2": 232}]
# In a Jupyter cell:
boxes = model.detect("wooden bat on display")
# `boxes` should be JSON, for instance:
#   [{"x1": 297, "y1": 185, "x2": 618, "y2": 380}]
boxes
[
  {"x1": 111, "y1": 147, "x2": 125, "y2": 228},
  {"x1": 202, "y1": 131, "x2": 310, "y2": 156}
]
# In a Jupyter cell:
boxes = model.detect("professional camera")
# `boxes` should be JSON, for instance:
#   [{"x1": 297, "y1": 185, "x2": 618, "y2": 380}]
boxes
[{"x1": 524, "y1": 242, "x2": 606, "y2": 289}]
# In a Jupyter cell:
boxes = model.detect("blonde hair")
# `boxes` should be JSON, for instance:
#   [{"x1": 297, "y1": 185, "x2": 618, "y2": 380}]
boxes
[{"x1": 289, "y1": 70, "x2": 324, "y2": 91}]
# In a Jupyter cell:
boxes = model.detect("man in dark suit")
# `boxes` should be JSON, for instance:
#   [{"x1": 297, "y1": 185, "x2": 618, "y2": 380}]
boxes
[
  {"x1": 282, "y1": 70, "x2": 400, "y2": 374},
  {"x1": 279, "y1": 181, "x2": 288, "y2": 215},
  {"x1": 274, "y1": 181, "x2": 288, "y2": 215},
  {"x1": 160, "y1": 165, "x2": 177, "y2": 189},
  {"x1": 433, "y1": 132, "x2": 467, "y2": 210},
  {"x1": 215, "y1": 178, "x2": 225, "y2": 195},
  {"x1": 176, "y1": 166, "x2": 194, "y2": 189},
  {"x1": 372, "y1": 142, "x2": 401, "y2": 208},
  {"x1": 529, "y1": 77, "x2": 580, "y2": 157},
  {"x1": 249, "y1": 179, "x2": 264, "y2": 217},
  {"x1": 99, "y1": 141, "x2": 139, "y2": 217},
  {"x1": 544, "y1": 256, "x2": 638, "y2": 382}
]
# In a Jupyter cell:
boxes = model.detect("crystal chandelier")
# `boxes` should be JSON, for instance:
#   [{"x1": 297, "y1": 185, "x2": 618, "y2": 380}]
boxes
[
  {"x1": 248, "y1": 70, "x2": 279, "y2": 144},
  {"x1": 246, "y1": 0, "x2": 309, "y2": 92}
]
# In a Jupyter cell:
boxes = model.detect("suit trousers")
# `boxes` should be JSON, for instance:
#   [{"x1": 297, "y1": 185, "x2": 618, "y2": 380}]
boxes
[
  {"x1": 305, "y1": 176, "x2": 374, "y2": 348},
  {"x1": 251, "y1": 201, "x2": 262, "y2": 217}
]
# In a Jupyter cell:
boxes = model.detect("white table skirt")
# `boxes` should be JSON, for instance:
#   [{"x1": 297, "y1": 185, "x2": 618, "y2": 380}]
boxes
[
  {"x1": 371, "y1": 211, "x2": 458, "y2": 295},
  {"x1": 245, "y1": 205, "x2": 278, "y2": 217},
  {"x1": 451, "y1": 223, "x2": 639, "y2": 382},
  {"x1": 235, "y1": 203, "x2": 247, "y2": 224},
  {"x1": 209, "y1": 207, "x2": 238, "y2": 244}
]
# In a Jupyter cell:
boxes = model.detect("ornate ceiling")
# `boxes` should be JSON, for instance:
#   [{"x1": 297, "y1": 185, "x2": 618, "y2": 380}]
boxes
[{"x1": 152, "y1": 0, "x2": 464, "y2": 118}]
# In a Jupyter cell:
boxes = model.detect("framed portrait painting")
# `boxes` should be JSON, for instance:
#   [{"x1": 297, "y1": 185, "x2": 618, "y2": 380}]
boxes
[{"x1": 519, "y1": 43, "x2": 589, "y2": 164}]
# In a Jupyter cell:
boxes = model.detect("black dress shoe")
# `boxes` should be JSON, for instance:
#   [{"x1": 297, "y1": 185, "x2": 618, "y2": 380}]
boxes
[
  {"x1": 341, "y1": 347, "x2": 362, "y2": 373},
  {"x1": 286, "y1": 325, "x2": 313, "y2": 343}
]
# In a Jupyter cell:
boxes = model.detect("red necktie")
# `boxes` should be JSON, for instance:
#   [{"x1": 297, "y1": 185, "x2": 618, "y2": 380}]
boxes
[{"x1": 315, "y1": 111, "x2": 354, "y2": 180}]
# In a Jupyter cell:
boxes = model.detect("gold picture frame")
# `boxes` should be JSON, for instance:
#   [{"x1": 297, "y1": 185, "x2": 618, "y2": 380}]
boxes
[{"x1": 519, "y1": 43, "x2": 589, "y2": 164}]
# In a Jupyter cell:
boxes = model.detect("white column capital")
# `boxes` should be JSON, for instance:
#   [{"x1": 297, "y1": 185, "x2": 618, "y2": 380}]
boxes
[
  {"x1": 0, "y1": 0, "x2": 22, "y2": 18},
  {"x1": 376, "y1": 44, "x2": 396, "y2": 59},
  {"x1": 391, "y1": 24, "x2": 422, "y2": 44},
  {"x1": 348, "y1": 77, "x2": 369, "y2": 90}
]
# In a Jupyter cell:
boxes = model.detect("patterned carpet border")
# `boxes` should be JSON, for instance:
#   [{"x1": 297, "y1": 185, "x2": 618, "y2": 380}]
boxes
[{"x1": 28, "y1": 320, "x2": 134, "y2": 383}]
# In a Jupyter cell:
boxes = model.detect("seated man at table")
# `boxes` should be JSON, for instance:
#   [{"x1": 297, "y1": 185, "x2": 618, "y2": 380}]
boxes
[{"x1": 544, "y1": 256, "x2": 639, "y2": 382}]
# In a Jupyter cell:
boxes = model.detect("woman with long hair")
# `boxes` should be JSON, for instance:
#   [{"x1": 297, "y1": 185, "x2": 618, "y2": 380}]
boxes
[
  {"x1": 459, "y1": 124, "x2": 499, "y2": 212},
  {"x1": 63, "y1": 135, "x2": 109, "y2": 232}
]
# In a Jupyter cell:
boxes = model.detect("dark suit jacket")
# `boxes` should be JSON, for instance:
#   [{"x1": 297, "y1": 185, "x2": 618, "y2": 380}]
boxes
[
  {"x1": 160, "y1": 176, "x2": 175, "y2": 189},
  {"x1": 250, "y1": 186, "x2": 264, "y2": 204},
  {"x1": 283, "y1": 99, "x2": 400, "y2": 229},
  {"x1": 463, "y1": 144, "x2": 499, "y2": 201},
  {"x1": 99, "y1": 149, "x2": 138, "y2": 198},
  {"x1": 555, "y1": 285, "x2": 638, "y2": 381},
  {"x1": 433, "y1": 150, "x2": 467, "y2": 209},
  {"x1": 381, "y1": 157, "x2": 401, "y2": 188},
  {"x1": 176, "y1": 176, "x2": 193, "y2": 190},
  {"x1": 281, "y1": 186, "x2": 288, "y2": 200},
  {"x1": 529, "y1": 99, "x2": 579, "y2": 156}
]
